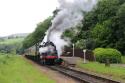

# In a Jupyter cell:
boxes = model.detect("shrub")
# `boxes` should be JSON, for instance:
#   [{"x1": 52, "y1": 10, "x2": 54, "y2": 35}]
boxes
[
  {"x1": 93, "y1": 48, "x2": 122, "y2": 63},
  {"x1": 121, "y1": 56, "x2": 125, "y2": 64}
]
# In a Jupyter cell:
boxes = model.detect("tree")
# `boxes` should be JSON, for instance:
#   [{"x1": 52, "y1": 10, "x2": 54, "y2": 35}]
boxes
[
  {"x1": 74, "y1": 0, "x2": 125, "y2": 54},
  {"x1": 23, "y1": 17, "x2": 52, "y2": 49}
]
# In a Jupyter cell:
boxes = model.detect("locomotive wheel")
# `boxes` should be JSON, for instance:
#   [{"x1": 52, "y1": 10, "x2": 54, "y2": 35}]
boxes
[
  {"x1": 44, "y1": 59, "x2": 56, "y2": 65},
  {"x1": 43, "y1": 59, "x2": 46, "y2": 64},
  {"x1": 40, "y1": 59, "x2": 46, "y2": 65}
]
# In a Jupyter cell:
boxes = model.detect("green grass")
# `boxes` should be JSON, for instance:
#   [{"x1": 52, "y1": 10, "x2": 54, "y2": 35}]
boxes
[
  {"x1": 0, "y1": 53, "x2": 55, "y2": 83},
  {"x1": 0, "y1": 38, "x2": 24, "y2": 45},
  {"x1": 77, "y1": 61, "x2": 125, "y2": 82}
]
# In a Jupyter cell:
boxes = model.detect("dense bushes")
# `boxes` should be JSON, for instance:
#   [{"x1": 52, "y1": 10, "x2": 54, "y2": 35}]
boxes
[
  {"x1": 93, "y1": 48, "x2": 122, "y2": 63},
  {"x1": 0, "y1": 38, "x2": 24, "y2": 54},
  {"x1": 73, "y1": 0, "x2": 125, "y2": 54}
]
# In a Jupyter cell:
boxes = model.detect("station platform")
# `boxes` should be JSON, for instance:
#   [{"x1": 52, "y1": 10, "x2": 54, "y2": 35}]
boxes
[{"x1": 61, "y1": 56, "x2": 82, "y2": 67}]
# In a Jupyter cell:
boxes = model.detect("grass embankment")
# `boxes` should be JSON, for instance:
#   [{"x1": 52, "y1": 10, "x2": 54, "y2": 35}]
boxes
[
  {"x1": 77, "y1": 60, "x2": 125, "y2": 82},
  {"x1": 0, "y1": 38, "x2": 24, "y2": 45},
  {"x1": 0, "y1": 53, "x2": 55, "y2": 83}
]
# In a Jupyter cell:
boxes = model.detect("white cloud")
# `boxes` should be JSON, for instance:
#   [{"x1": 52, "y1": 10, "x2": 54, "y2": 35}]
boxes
[{"x1": 0, "y1": 0, "x2": 59, "y2": 37}]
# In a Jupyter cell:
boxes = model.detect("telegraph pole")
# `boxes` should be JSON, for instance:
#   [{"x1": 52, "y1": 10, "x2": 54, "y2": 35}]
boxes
[
  {"x1": 73, "y1": 43, "x2": 74, "y2": 57},
  {"x1": 83, "y1": 39, "x2": 86, "y2": 63}
]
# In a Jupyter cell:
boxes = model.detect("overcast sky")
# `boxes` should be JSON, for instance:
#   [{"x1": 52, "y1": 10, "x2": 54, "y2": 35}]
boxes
[{"x1": 0, "y1": 0, "x2": 59, "y2": 37}]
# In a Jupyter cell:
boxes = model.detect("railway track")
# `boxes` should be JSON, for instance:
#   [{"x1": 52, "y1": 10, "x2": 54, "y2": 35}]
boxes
[
  {"x1": 25, "y1": 57, "x2": 121, "y2": 83},
  {"x1": 47, "y1": 66, "x2": 121, "y2": 83}
]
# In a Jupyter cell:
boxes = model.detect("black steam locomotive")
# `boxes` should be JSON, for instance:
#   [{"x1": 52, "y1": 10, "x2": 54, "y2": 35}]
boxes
[{"x1": 24, "y1": 41, "x2": 63, "y2": 65}]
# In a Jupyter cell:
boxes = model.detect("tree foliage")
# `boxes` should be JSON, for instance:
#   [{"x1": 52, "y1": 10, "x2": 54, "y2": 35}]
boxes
[
  {"x1": 23, "y1": 17, "x2": 52, "y2": 49},
  {"x1": 69, "y1": 0, "x2": 125, "y2": 54},
  {"x1": 0, "y1": 38, "x2": 23, "y2": 54},
  {"x1": 22, "y1": 0, "x2": 125, "y2": 55}
]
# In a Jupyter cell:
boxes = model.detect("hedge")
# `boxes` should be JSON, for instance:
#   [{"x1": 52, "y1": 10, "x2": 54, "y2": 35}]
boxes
[{"x1": 93, "y1": 48, "x2": 122, "y2": 63}]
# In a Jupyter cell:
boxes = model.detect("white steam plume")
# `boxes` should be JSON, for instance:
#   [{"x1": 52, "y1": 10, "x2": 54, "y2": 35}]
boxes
[{"x1": 40, "y1": 0, "x2": 97, "y2": 58}]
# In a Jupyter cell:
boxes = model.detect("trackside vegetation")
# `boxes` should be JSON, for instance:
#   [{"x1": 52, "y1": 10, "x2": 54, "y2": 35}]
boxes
[
  {"x1": 121, "y1": 56, "x2": 125, "y2": 64},
  {"x1": 0, "y1": 38, "x2": 24, "y2": 45},
  {"x1": 77, "y1": 61, "x2": 125, "y2": 82},
  {"x1": 0, "y1": 53, "x2": 55, "y2": 83},
  {"x1": 0, "y1": 38, "x2": 24, "y2": 54},
  {"x1": 93, "y1": 48, "x2": 122, "y2": 63}
]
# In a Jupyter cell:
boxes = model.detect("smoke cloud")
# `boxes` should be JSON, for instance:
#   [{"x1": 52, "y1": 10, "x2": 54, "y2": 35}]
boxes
[{"x1": 40, "y1": 0, "x2": 97, "y2": 58}]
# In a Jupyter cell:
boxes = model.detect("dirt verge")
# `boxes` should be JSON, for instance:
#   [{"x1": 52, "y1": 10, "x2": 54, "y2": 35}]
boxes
[{"x1": 23, "y1": 57, "x2": 79, "y2": 83}]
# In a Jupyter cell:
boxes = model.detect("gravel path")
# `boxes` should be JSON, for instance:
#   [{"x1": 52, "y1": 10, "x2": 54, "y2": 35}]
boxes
[
  {"x1": 111, "y1": 64, "x2": 125, "y2": 68},
  {"x1": 23, "y1": 57, "x2": 80, "y2": 83}
]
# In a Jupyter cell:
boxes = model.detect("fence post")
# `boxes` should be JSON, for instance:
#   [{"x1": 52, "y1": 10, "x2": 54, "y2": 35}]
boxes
[{"x1": 105, "y1": 58, "x2": 110, "y2": 67}]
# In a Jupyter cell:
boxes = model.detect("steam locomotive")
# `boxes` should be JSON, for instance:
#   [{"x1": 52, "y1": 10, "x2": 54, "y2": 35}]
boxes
[{"x1": 24, "y1": 41, "x2": 63, "y2": 65}]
